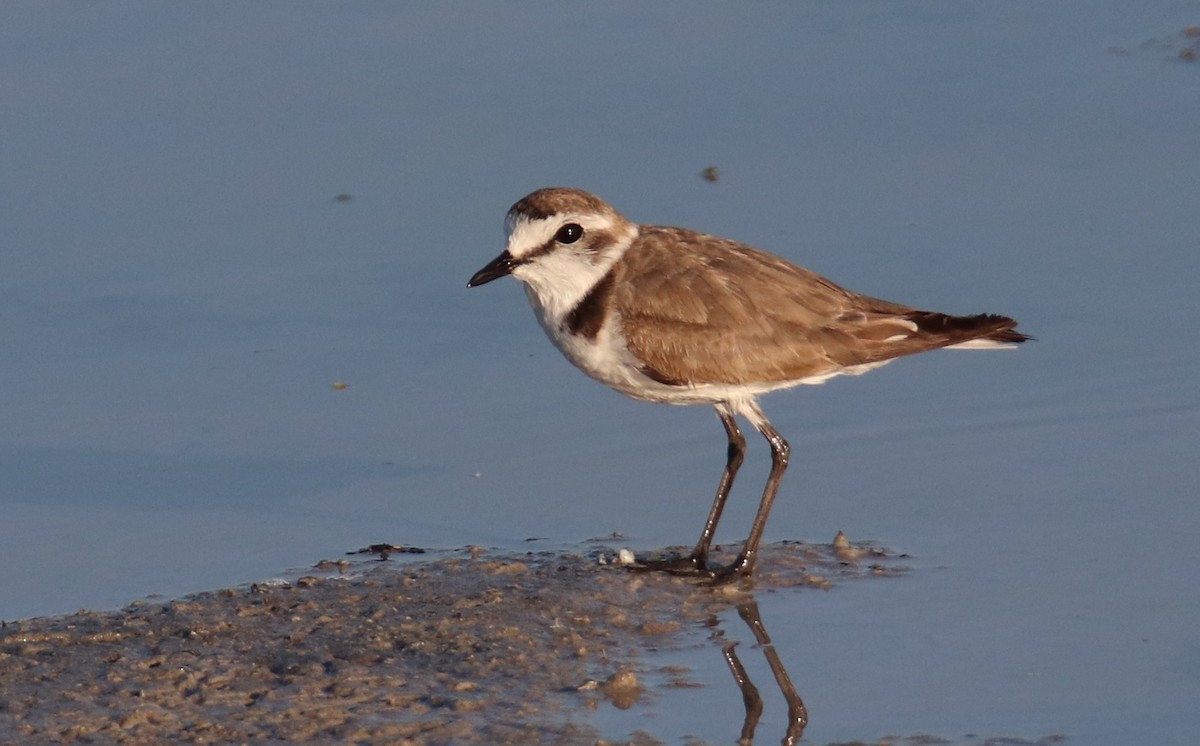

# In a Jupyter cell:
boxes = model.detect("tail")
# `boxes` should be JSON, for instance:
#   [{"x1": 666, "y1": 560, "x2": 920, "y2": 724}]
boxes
[{"x1": 906, "y1": 312, "x2": 1031, "y2": 349}]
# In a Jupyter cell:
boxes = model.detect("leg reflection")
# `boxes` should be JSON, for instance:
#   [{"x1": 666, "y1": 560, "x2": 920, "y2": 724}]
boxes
[
  {"x1": 721, "y1": 641, "x2": 763, "y2": 744},
  {"x1": 722, "y1": 598, "x2": 808, "y2": 745}
]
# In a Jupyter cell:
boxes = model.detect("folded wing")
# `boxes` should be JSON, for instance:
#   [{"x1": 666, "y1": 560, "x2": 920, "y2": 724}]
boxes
[{"x1": 614, "y1": 226, "x2": 1027, "y2": 387}]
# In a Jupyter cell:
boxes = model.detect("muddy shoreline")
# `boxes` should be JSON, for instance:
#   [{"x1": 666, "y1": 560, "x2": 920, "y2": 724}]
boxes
[{"x1": 0, "y1": 540, "x2": 1061, "y2": 745}]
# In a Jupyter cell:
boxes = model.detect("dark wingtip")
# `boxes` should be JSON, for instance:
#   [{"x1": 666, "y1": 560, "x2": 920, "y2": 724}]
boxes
[
  {"x1": 908, "y1": 312, "x2": 1031, "y2": 344},
  {"x1": 992, "y1": 327, "x2": 1034, "y2": 344},
  {"x1": 977, "y1": 314, "x2": 1032, "y2": 344}
]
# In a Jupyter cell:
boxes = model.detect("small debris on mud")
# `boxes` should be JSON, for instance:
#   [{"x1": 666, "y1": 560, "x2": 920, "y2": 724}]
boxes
[
  {"x1": 600, "y1": 667, "x2": 643, "y2": 709},
  {"x1": 347, "y1": 543, "x2": 428, "y2": 560}
]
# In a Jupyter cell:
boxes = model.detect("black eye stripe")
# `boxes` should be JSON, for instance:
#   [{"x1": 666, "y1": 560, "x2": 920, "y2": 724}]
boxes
[
  {"x1": 555, "y1": 223, "x2": 583, "y2": 244},
  {"x1": 514, "y1": 222, "x2": 595, "y2": 265}
]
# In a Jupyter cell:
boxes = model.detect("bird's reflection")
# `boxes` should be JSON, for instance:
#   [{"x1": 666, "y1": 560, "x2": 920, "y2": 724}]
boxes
[
  {"x1": 717, "y1": 596, "x2": 807, "y2": 745},
  {"x1": 618, "y1": 536, "x2": 903, "y2": 743}
]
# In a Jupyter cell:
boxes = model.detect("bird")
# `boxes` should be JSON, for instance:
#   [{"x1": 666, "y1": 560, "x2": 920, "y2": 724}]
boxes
[{"x1": 468, "y1": 187, "x2": 1028, "y2": 580}]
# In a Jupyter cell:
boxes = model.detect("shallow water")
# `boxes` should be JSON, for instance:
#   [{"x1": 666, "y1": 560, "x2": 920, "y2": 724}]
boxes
[{"x1": 3, "y1": 3, "x2": 1198, "y2": 744}]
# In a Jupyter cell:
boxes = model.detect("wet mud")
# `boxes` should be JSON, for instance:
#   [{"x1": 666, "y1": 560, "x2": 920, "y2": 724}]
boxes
[{"x1": 0, "y1": 538, "x2": 1060, "y2": 745}]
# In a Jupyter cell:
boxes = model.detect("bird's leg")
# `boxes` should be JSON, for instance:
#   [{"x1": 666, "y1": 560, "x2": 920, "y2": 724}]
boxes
[
  {"x1": 687, "y1": 406, "x2": 746, "y2": 570},
  {"x1": 631, "y1": 406, "x2": 744, "y2": 576},
  {"x1": 716, "y1": 416, "x2": 789, "y2": 580}
]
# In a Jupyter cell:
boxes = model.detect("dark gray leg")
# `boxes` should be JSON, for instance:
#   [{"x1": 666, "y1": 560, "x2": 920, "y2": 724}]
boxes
[
  {"x1": 687, "y1": 406, "x2": 746, "y2": 570},
  {"x1": 719, "y1": 418, "x2": 789, "y2": 579},
  {"x1": 632, "y1": 401, "x2": 787, "y2": 580}
]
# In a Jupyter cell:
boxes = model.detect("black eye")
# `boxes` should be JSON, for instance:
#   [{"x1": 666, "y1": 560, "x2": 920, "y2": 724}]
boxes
[{"x1": 555, "y1": 223, "x2": 583, "y2": 244}]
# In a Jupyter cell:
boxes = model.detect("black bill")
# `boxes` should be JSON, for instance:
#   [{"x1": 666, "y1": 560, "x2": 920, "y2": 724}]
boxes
[{"x1": 467, "y1": 250, "x2": 520, "y2": 287}]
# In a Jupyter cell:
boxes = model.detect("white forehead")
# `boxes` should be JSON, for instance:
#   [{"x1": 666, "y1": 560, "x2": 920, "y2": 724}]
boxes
[{"x1": 503, "y1": 210, "x2": 621, "y2": 259}]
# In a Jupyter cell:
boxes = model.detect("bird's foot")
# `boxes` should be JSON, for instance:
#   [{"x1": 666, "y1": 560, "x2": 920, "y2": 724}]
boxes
[
  {"x1": 630, "y1": 551, "x2": 755, "y2": 586},
  {"x1": 704, "y1": 557, "x2": 754, "y2": 586},
  {"x1": 629, "y1": 551, "x2": 710, "y2": 577}
]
